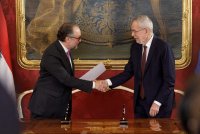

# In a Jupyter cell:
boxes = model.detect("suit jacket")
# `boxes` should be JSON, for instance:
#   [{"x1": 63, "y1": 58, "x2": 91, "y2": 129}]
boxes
[
  {"x1": 0, "y1": 84, "x2": 19, "y2": 134},
  {"x1": 29, "y1": 40, "x2": 93, "y2": 118},
  {"x1": 110, "y1": 36, "x2": 175, "y2": 116}
]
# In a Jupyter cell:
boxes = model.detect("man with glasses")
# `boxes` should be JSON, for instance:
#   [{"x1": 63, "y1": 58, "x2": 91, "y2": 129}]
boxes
[
  {"x1": 105, "y1": 15, "x2": 175, "y2": 118},
  {"x1": 29, "y1": 23, "x2": 106, "y2": 120}
]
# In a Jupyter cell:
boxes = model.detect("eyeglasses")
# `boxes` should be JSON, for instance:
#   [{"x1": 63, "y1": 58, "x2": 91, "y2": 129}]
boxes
[
  {"x1": 68, "y1": 36, "x2": 81, "y2": 41},
  {"x1": 131, "y1": 28, "x2": 145, "y2": 33}
]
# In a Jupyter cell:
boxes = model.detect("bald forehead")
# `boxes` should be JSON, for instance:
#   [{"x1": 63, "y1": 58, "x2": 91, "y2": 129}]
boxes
[{"x1": 73, "y1": 26, "x2": 81, "y2": 36}]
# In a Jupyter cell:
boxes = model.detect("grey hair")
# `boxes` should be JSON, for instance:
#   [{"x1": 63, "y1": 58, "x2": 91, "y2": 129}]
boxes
[{"x1": 132, "y1": 15, "x2": 153, "y2": 31}]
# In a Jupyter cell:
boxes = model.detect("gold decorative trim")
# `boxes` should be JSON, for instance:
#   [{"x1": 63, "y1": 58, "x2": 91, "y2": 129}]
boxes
[
  {"x1": 16, "y1": 0, "x2": 192, "y2": 70},
  {"x1": 175, "y1": 0, "x2": 192, "y2": 69}
]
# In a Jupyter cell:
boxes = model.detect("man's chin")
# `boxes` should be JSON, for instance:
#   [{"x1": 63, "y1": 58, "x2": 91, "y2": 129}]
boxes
[
  {"x1": 136, "y1": 40, "x2": 144, "y2": 45},
  {"x1": 135, "y1": 40, "x2": 141, "y2": 44},
  {"x1": 73, "y1": 45, "x2": 78, "y2": 49}
]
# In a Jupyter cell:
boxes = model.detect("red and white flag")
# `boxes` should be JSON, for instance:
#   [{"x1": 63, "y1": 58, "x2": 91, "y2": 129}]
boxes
[{"x1": 0, "y1": 3, "x2": 16, "y2": 101}]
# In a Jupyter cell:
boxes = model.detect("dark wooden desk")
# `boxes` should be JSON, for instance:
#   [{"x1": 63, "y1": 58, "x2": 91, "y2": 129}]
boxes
[{"x1": 21, "y1": 119, "x2": 185, "y2": 134}]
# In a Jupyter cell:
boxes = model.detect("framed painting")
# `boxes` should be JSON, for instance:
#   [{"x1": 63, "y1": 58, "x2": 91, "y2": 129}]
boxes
[{"x1": 16, "y1": 0, "x2": 192, "y2": 70}]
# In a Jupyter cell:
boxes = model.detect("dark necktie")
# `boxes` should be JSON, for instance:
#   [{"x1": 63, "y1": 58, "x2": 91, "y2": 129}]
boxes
[
  {"x1": 140, "y1": 45, "x2": 147, "y2": 99},
  {"x1": 141, "y1": 45, "x2": 147, "y2": 75},
  {"x1": 67, "y1": 50, "x2": 71, "y2": 61},
  {"x1": 66, "y1": 50, "x2": 72, "y2": 68}
]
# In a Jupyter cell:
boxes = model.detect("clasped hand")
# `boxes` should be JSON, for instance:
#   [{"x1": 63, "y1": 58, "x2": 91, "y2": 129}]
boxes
[{"x1": 94, "y1": 80, "x2": 109, "y2": 92}]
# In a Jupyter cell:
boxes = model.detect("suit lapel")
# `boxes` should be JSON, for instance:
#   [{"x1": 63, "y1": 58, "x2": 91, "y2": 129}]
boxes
[
  {"x1": 56, "y1": 41, "x2": 74, "y2": 75},
  {"x1": 144, "y1": 37, "x2": 157, "y2": 74},
  {"x1": 138, "y1": 45, "x2": 143, "y2": 78},
  {"x1": 69, "y1": 52, "x2": 74, "y2": 74},
  {"x1": 138, "y1": 44, "x2": 143, "y2": 67}
]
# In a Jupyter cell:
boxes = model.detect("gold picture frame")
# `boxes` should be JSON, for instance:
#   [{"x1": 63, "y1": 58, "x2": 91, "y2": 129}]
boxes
[{"x1": 16, "y1": 0, "x2": 192, "y2": 70}]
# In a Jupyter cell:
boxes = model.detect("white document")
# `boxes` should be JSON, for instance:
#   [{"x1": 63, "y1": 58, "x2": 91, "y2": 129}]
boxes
[
  {"x1": 73, "y1": 63, "x2": 106, "y2": 93},
  {"x1": 80, "y1": 62, "x2": 106, "y2": 80}
]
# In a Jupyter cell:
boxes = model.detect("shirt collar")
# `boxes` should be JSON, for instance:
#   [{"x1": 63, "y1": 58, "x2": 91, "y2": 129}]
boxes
[
  {"x1": 59, "y1": 40, "x2": 70, "y2": 53},
  {"x1": 145, "y1": 34, "x2": 154, "y2": 48}
]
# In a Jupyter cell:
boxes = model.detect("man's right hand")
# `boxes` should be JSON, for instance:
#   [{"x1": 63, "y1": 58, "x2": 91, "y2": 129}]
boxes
[{"x1": 94, "y1": 80, "x2": 109, "y2": 92}]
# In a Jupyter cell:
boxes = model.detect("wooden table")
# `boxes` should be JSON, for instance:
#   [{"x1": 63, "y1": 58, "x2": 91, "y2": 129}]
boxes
[{"x1": 21, "y1": 119, "x2": 186, "y2": 134}]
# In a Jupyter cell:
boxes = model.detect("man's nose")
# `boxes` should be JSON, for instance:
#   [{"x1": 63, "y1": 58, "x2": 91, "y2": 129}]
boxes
[{"x1": 131, "y1": 32, "x2": 135, "y2": 37}]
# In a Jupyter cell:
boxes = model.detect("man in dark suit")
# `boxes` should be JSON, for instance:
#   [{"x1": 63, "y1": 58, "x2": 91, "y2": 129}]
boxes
[
  {"x1": 29, "y1": 23, "x2": 105, "y2": 119},
  {"x1": 105, "y1": 15, "x2": 175, "y2": 118}
]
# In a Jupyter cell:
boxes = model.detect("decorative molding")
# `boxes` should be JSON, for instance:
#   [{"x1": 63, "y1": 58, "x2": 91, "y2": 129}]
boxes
[{"x1": 16, "y1": 0, "x2": 192, "y2": 70}]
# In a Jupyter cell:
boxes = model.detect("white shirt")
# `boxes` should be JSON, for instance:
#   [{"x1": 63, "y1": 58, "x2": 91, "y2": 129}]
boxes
[
  {"x1": 143, "y1": 34, "x2": 154, "y2": 61},
  {"x1": 59, "y1": 40, "x2": 72, "y2": 68}
]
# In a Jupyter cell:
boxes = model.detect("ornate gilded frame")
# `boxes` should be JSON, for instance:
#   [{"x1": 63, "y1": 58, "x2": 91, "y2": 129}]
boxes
[{"x1": 16, "y1": 0, "x2": 192, "y2": 70}]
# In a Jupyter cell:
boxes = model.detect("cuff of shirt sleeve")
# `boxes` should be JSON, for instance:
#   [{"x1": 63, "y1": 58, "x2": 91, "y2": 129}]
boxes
[
  {"x1": 154, "y1": 100, "x2": 162, "y2": 107},
  {"x1": 92, "y1": 81, "x2": 95, "y2": 89},
  {"x1": 106, "y1": 79, "x2": 112, "y2": 86}
]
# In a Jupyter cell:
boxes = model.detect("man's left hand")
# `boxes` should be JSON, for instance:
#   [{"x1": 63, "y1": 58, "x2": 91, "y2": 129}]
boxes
[{"x1": 149, "y1": 103, "x2": 160, "y2": 117}]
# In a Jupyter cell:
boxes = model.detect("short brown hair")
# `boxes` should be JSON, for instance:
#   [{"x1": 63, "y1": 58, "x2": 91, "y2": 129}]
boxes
[{"x1": 57, "y1": 23, "x2": 78, "y2": 41}]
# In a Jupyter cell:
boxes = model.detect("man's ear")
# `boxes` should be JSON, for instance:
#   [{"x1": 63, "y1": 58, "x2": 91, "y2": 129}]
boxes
[{"x1": 144, "y1": 28, "x2": 148, "y2": 33}]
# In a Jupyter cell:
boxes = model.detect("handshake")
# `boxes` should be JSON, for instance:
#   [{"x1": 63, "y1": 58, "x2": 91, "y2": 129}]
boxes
[{"x1": 93, "y1": 80, "x2": 109, "y2": 92}]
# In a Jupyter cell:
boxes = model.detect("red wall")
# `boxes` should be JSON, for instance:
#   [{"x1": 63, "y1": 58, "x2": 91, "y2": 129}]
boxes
[{"x1": 1, "y1": 0, "x2": 200, "y2": 118}]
